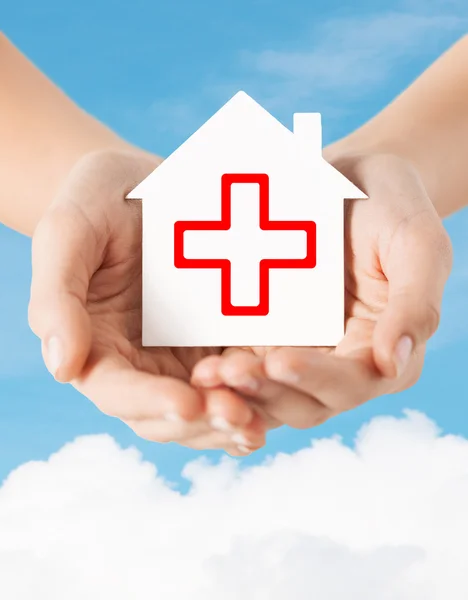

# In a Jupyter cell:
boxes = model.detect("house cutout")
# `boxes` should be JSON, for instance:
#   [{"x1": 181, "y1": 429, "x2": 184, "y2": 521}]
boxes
[{"x1": 127, "y1": 91, "x2": 366, "y2": 347}]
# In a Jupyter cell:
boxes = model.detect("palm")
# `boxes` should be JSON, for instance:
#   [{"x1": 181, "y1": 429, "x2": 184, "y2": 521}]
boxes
[
  {"x1": 245, "y1": 153, "x2": 427, "y2": 379},
  {"x1": 337, "y1": 197, "x2": 388, "y2": 360},
  {"x1": 78, "y1": 151, "x2": 398, "y2": 386},
  {"x1": 85, "y1": 198, "x2": 222, "y2": 382},
  {"x1": 84, "y1": 200, "x2": 383, "y2": 385},
  {"x1": 190, "y1": 151, "x2": 449, "y2": 434},
  {"x1": 238, "y1": 200, "x2": 382, "y2": 354}
]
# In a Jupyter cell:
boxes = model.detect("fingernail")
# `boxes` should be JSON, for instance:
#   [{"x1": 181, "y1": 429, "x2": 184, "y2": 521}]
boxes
[
  {"x1": 210, "y1": 416, "x2": 235, "y2": 432},
  {"x1": 239, "y1": 377, "x2": 260, "y2": 392},
  {"x1": 394, "y1": 336, "x2": 413, "y2": 376},
  {"x1": 231, "y1": 433, "x2": 253, "y2": 447},
  {"x1": 278, "y1": 370, "x2": 301, "y2": 384},
  {"x1": 164, "y1": 411, "x2": 184, "y2": 423},
  {"x1": 195, "y1": 372, "x2": 220, "y2": 388},
  {"x1": 44, "y1": 336, "x2": 63, "y2": 377},
  {"x1": 237, "y1": 445, "x2": 252, "y2": 455},
  {"x1": 227, "y1": 376, "x2": 259, "y2": 393}
]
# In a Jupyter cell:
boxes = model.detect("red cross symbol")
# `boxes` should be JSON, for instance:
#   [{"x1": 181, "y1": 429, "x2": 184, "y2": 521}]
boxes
[{"x1": 174, "y1": 173, "x2": 317, "y2": 316}]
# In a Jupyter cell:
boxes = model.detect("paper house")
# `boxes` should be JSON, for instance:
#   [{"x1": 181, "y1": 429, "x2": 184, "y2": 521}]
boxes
[{"x1": 127, "y1": 91, "x2": 366, "y2": 347}]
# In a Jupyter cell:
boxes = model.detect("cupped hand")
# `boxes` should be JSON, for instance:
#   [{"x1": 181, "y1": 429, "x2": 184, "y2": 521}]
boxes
[
  {"x1": 28, "y1": 149, "x2": 267, "y2": 454},
  {"x1": 192, "y1": 152, "x2": 453, "y2": 429}
]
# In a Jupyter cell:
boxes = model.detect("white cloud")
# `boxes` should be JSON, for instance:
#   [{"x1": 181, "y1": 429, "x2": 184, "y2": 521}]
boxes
[
  {"x1": 247, "y1": 12, "x2": 466, "y2": 103},
  {"x1": 1, "y1": 411, "x2": 468, "y2": 598},
  {"x1": 143, "y1": 3, "x2": 467, "y2": 139}
]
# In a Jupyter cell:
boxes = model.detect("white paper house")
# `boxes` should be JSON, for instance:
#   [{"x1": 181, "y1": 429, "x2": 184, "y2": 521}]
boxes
[{"x1": 127, "y1": 91, "x2": 366, "y2": 347}]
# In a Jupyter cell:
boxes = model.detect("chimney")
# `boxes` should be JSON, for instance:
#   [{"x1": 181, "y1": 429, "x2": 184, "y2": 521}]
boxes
[{"x1": 293, "y1": 113, "x2": 322, "y2": 158}]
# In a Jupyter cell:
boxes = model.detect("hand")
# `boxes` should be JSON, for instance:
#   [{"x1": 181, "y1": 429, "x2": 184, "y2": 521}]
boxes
[
  {"x1": 28, "y1": 149, "x2": 267, "y2": 454},
  {"x1": 192, "y1": 152, "x2": 453, "y2": 428}
]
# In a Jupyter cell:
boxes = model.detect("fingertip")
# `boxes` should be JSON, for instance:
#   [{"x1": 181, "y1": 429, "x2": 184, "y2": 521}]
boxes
[
  {"x1": 191, "y1": 355, "x2": 224, "y2": 388},
  {"x1": 42, "y1": 336, "x2": 64, "y2": 381},
  {"x1": 166, "y1": 381, "x2": 206, "y2": 422},
  {"x1": 225, "y1": 446, "x2": 253, "y2": 458},
  {"x1": 217, "y1": 351, "x2": 263, "y2": 393},
  {"x1": 205, "y1": 388, "x2": 254, "y2": 431},
  {"x1": 42, "y1": 337, "x2": 86, "y2": 383},
  {"x1": 42, "y1": 315, "x2": 93, "y2": 383},
  {"x1": 263, "y1": 347, "x2": 295, "y2": 382}
]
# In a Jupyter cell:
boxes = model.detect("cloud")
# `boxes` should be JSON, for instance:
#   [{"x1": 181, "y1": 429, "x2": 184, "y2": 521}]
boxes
[
  {"x1": 246, "y1": 12, "x2": 466, "y2": 105},
  {"x1": 141, "y1": 3, "x2": 467, "y2": 141},
  {"x1": 1, "y1": 411, "x2": 468, "y2": 598}
]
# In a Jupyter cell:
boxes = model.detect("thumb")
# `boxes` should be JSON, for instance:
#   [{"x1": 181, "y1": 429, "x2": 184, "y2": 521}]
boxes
[
  {"x1": 29, "y1": 208, "x2": 96, "y2": 382},
  {"x1": 373, "y1": 211, "x2": 452, "y2": 379}
]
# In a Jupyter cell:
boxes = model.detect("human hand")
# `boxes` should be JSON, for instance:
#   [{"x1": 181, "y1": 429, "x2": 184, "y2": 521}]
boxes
[
  {"x1": 28, "y1": 149, "x2": 267, "y2": 454},
  {"x1": 192, "y1": 152, "x2": 453, "y2": 429}
]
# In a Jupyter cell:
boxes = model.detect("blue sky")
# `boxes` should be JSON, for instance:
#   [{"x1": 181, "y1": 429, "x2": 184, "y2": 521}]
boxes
[{"x1": 1, "y1": 0, "x2": 468, "y2": 490}]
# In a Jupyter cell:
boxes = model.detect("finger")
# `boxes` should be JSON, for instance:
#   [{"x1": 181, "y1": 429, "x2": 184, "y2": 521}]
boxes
[
  {"x1": 216, "y1": 350, "x2": 332, "y2": 429},
  {"x1": 183, "y1": 409, "x2": 267, "y2": 452},
  {"x1": 126, "y1": 396, "x2": 266, "y2": 450},
  {"x1": 193, "y1": 383, "x2": 269, "y2": 447},
  {"x1": 29, "y1": 207, "x2": 97, "y2": 382},
  {"x1": 124, "y1": 417, "x2": 211, "y2": 445},
  {"x1": 191, "y1": 355, "x2": 225, "y2": 388},
  {"x1": 191, "y1": 357, "x2": 260, "y2": 430},
  {"x1": 373, "y1": 209, "x2": 452, "y2": 378},
  {"x1": 181, "y1": 438, "x2": 258, "y2": 456},
  {"x1": 264, "y1": 347, "x2": 387, "y2": 413},
  {"x1": 74, "y1": 350, "x2": 205, "y2": 422},
  {"x1": 191, "y1": 348, "x2": 260, "y2": 388},
  {"x1": 224, "y1": 447, "x2": 256, "y2": 457},
  {"x1": 204, "y1": 387, "x2": 257, "y2": 431}
]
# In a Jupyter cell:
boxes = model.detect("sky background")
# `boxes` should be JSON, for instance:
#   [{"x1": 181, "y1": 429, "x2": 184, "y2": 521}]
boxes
[
  {"x1": 1, "y1": 0, "x2": 468, "y2": 495},
  {"x1": 2, "y1": 2, "x2": 468, "y2": 596}
]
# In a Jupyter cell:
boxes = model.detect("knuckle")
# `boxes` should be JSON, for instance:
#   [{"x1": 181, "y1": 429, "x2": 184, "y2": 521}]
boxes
[{"x1": 73, "y1": 149, "x2": 120, "y2": 180}]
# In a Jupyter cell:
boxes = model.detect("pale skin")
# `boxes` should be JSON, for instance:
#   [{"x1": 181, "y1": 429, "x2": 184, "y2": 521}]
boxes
[
  {"x1": 0, "y1": 33, "x2": 266, "y2": 455},
  {"x1": 1, "y1": 33, "x2": 466, "y2": 452},
  {"x1": 194, "y1": 35, "x2": 468, "y2": 421}
]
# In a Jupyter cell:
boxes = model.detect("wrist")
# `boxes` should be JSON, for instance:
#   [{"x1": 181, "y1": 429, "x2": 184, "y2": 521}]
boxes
[
  {"x1": 33, "y1": 142, "x2": 161, "y2": 236},
  {"x1": 324, "y1": 135, "x2": 448, "y2": 218},
  {"x1": 49, "y1": 146, "x2": 162, "y2": 215}
]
